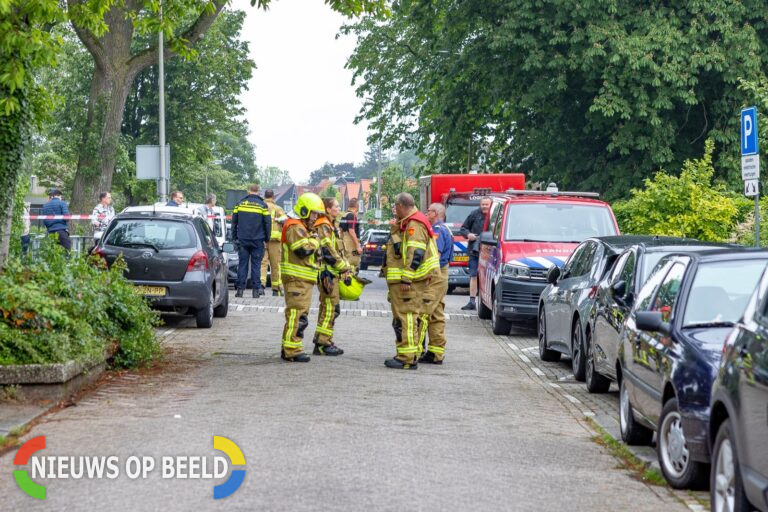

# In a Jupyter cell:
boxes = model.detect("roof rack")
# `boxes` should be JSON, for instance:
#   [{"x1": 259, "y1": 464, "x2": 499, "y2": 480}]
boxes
[{"x1": 504, "y1": 189, "x2": 600, "y2": 199}]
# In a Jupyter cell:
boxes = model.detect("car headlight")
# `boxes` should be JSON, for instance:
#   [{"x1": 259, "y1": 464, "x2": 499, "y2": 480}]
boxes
[{"x1": 503, "y1": 263, "x2": 530, "y2": 280}]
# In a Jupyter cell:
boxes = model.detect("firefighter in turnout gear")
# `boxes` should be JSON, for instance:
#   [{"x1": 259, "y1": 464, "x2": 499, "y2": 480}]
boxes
[
  {"x1": 385, "y1": 193, "x2": 440, "y2": 370},
  {"x1": 261, "y1": 189, "x2": 288, "y2": 296},
  {"x1": 280, "y1": 193, "x2": 324, "y2": 363},
  {"x1": 311, "y1": 197, "x2": 352, "y2": 356},
  {"x1": 340, "y1": 197, "x2": 362, "y2": 272}
]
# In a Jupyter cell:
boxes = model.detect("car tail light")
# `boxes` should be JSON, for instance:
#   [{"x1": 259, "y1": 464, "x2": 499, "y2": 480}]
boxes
[
  {"x1": 365, "y1": 243, "x2": 376, "y2": 249},
  {"x1": 588, "y1": 285, "x2": 598, "y2": 299},
  {"x1": 186, "y1": 250, "x2": 209, "y2": 272}
]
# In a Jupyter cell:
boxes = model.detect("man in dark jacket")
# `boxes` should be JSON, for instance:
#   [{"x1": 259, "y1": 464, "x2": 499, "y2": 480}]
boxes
[
  {"x1": 41, "y1": 189, "x2": 72, "y2": 251},
  {"x1": 232, "y1": 183, "x2": 272, "y2": 298},
  {"x1": 459, "y1": 197, "x2": 491, "y2": 310}
]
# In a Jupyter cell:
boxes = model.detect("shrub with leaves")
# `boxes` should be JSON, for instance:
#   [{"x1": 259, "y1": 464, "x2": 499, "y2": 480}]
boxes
[
  {"x1": 613, "y1": 140, "x2": 740, "y2": 242},
  {"x1": 0, "y1": 240, "x2": 161, "y2": 367}
]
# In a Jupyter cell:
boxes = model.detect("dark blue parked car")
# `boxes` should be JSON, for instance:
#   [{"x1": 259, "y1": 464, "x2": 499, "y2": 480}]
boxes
[
  {"x1": 618, "y1": 249, "x2": 768, "y2": 489},
  {"x1": 709, "y1": 265, "x2": 768, "y2": 512}
]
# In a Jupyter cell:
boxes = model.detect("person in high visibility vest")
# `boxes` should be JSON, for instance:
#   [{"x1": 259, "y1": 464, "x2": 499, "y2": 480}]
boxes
[
  {"x1": 261, "y1": 189, "x2": 288, "y2": 296},
  {"x1": 311, "y1": 197, "x2": 352, "y2": 356},
  {"x1": 385, "y1": 192, "x2": 440, "y2": 370},
  {"x1": 280, "y1": 192, "x2": 325, "y2": 363}
]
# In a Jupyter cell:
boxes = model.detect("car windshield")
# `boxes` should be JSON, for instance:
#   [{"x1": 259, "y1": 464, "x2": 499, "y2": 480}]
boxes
[
  {"x1": 105, "y1": 219, "x2": 197, "y2": 250},
  {"x1": 682, "y1": 259, "x2": 768, "y2": 327},
  {"x1": 369, "y1": 232, "x2": 389, "y2": 243},
  {"x1": 504, "y1": 203, "x2": 617, "y2": 242},
  {"x1": 445, "y1": 203, "x2": 477, "y2": 231}
]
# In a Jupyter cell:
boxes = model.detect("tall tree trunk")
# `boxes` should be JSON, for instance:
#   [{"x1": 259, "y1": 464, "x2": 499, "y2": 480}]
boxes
[
  {"x1": 0, "y1": 91, "x2": 28, "y2": 267},
  {"x1": 68, "y1": 0, "x2": 227, "y2": 214}
]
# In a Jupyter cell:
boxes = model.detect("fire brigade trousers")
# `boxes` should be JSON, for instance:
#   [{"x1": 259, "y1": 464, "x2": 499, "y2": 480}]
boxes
[
  {"x1": 389, "y1": 279, "x2": 431, "y2": 364},
  {"x1": 260, "y1": 240, "x2": 282, "y2": 290},
  {"x1": 314, "y1": 278, "x2": 340, "y2": 346},
  {"x1": 420, "y1": 267, "x2": 449, "y2": 361},
  {"x1": 282, "y1": 278, "x2": 315, "y2": 357}
]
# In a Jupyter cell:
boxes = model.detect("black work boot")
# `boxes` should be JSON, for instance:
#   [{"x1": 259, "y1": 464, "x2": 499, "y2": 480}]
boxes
[
  {"x1": 461, "y1": 299, "x2": 476, "y2": 311},
  {"x1": 313, "y1": 344, "x2": 344, "y2": 356},
  {"x1": 272, "y1": 289, "x2": 280, "y2": 297},
  {"x1": 235, "y1": 289, "x2": 244, "y2": 298},
  {"x1": 281, "y1": 351, "x2": 310, "y2": 363},
  {"x1": 384, "y1": 358, "x2": 418, "y2": 370},
  {"x1": 418, "y1": 351, "x2": 443, "y2": 365}
]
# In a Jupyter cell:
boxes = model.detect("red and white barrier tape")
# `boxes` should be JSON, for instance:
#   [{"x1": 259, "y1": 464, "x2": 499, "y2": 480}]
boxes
[{"x1": 25, "y1": 214, "x2": 234, "y2": 220}]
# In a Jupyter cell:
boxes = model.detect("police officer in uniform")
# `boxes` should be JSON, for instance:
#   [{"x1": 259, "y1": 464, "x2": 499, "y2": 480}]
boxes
[
  {"x1": 385, "y1": 193, "x2": 440, "y2": 370},
  {"x1": 311, "y1": 197, "x2": 352, "y2": 356},
  {"x1": 232, "y1": 184, "x2": 271, "y2": 298},
  {"x1": 280, "y1": 193, "x2": 325, "y2": 363},
  {"x1": 261, "y1": 189, "x2": 288, "y2": 296},
  {"x1": 419, "y1": 202, "x2": 454, "y2": 364}
]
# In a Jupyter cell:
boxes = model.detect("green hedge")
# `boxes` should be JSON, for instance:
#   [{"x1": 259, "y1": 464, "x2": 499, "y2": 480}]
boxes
[{"x1": 0, "y1": 240, "x2": 161, "y2": 367}]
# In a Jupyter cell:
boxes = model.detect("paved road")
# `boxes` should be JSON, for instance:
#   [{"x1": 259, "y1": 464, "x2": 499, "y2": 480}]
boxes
[{"x1": 0, "y1": 276, "x2": 692, "y2": 511}]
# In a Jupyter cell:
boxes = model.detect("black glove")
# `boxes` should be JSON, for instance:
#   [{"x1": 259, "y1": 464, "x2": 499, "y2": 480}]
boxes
[{"x1": 320, "y1": 269, "x2": 335, "y2": 295}]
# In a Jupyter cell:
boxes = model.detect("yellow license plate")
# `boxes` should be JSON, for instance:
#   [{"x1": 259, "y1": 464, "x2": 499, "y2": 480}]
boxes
[
  {"x1": 453, "y1": 255, "x2": 469, "y2": 262},
  {"x1": 135, "y1": 285, "x2": 166, "y2": 296}
]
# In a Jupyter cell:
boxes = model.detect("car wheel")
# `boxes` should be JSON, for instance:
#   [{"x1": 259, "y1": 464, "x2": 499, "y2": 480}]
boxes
[
  {"x1": 712, "y1": 419, "x2": 752, "y2": 512},
  {"x1": 213, "y1": 286, "x2": 229, "y2": 318},
  {"x1": 585, "y1": 329, "x2": 611, "y2": 393},
  {"x1": 195, "y1": 289, "x2": 214, "y2": 328},
  {"x1": 447, "y1": 285, "x2": 456, "y2": 295},
  {"x1": 658, "y1": 398, "x2": 708, "y2": 489},
  {"x1": 491, "y1": 286, "x2": 512, "y2": 335},
  {"x1": 538, "y1": 307, "x2": 561, "y2": 362},
  {"x1": 571, "y1": 318, "x2": 587, "y2": 381},
  {"x1": 619, "y1": 378, "x2": 653, "y2": 445}
]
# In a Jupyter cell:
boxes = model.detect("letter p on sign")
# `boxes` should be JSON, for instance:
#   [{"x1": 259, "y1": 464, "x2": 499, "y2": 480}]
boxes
[{"x1": 742, "y1": 107, "x2": 759, "y2": 156}]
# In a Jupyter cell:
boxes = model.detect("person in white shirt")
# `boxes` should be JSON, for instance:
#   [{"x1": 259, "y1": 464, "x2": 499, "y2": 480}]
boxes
[{"x1": 91, "y1": 192, "x2": 115, "y2": 244}]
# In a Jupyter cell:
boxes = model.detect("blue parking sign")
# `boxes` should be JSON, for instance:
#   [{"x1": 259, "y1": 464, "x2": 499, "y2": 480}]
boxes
[{"x1": 742, "y1": 107, "x2": 759, "y2": 156}]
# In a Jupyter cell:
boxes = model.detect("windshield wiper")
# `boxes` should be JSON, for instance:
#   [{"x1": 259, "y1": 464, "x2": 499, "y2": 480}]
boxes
[
  {"x1": 682, "y1": 321, "x2": 735, "y2": 329},
  {"x1": 124, "y1": 242, "x2": 159, "y2": 253}
]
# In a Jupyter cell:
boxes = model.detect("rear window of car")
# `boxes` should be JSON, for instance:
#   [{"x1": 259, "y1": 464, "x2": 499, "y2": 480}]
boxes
[
  {"x1": 369, "y1": 232, "x2": 389, "y2": 243},
  {"x1": 682, "y1": 259, "x2": 768, "y2": 326},
  {"x1": 504, "y1": 203, "x2": 617, "y2": 242},
  {"x1": 105, "y1": 219, "x2": 197, "y2": 250}
]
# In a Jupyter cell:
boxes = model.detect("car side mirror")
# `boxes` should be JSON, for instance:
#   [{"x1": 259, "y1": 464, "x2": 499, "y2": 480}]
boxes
[
  {"x1": 635, "y1": 311, "x2": 671, "y2": 336},
  {"x1": 612, "y1": 280, "x2": 626, "y2": 298},
  {"x1": 222, "y1": 242, "x2": 236, "y2": 253},
  {"x1": 479, "y1": 231, "x2": 497, "y2": 246},
  {"x1": 547, "y1": 266, "x2": 561, "y2": 284}
]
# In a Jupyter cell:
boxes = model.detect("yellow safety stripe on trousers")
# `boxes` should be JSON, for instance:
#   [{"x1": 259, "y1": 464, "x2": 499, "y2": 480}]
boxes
[
  {"x1": 280, "y1": 263, "x2": 318, "y2": 281},
  {"x1": 418, "y1": 313, "x2": 429, "y2": 346},
  {"x1": 319, "y1": 298, "x2": 334, "y2": 335},
  {"x1": 283, "y1": 309, "x2": 297, "y2": 345},
  {"x1": 427, "y1": 345, "x2": 445, "y2": 354},
  {"x1": 270, "y1": 230, "x2": 282, "y2": 240}
]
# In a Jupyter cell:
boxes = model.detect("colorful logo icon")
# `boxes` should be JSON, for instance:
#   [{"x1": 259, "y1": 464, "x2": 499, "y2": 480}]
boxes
[
  {"x1": 213, "y1": 436, "x2": 245, "y2": 499},
  {"x1": 14, "y1": 436, "x2": 46, "y2": 500}
]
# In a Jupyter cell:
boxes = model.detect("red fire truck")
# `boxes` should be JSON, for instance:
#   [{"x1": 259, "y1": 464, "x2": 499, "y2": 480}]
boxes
[{"x1": 419, "y1": 173, "x2": 526, "y2": 293}]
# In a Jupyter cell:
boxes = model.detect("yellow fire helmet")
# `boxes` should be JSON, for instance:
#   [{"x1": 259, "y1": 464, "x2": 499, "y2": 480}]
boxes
[
  {"x1": 293, "y1": 192, "x2": 325, "y2": 219},
  {"x1": 339, "y1": 275, "x2": 369, "y2": 301}
]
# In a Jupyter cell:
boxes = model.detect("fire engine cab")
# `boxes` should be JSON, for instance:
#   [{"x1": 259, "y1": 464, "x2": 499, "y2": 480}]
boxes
[
  {"x1": 476, "y1": 186, "x2": 619, "y2": 334},
  {"x1": 419, "y1": 173, "x2": 525, "y2": 293}
]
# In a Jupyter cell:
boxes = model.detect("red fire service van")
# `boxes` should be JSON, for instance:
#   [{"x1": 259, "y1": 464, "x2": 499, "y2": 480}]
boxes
[
  {"x1": 419, "y1": 173, "x2": 526, "y2": 293},
  {"x1": 476, "y1": 186, "x2": 619, "y2": 334}
]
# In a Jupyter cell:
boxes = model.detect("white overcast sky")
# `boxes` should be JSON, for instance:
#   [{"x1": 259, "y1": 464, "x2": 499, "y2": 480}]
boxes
[{"x1": 233, "y1": 0, "x2": 370, "y2": 184}]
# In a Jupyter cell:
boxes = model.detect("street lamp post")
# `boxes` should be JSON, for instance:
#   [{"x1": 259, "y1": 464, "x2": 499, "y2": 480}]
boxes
[
  {"x1": 157, "y1": 0, "x2": 168, "y2": 202},
  {"x1": 376, "y1": 143, "x2": 382, "y2": 219}
]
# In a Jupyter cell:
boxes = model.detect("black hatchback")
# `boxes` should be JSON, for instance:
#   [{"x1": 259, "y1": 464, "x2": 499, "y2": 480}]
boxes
[
  {"x1": 709, "y1": 266, "x2": 768, "y2": 512},
  {"x1": 95, "y1": 206, "x2": 232, "y2": 328},
  {"x1": 619, "y1": 249, "x2": 768, "y2": 489},
  {"x1": 589, "y1": 238, "x2": 735, "y2": 394}
]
